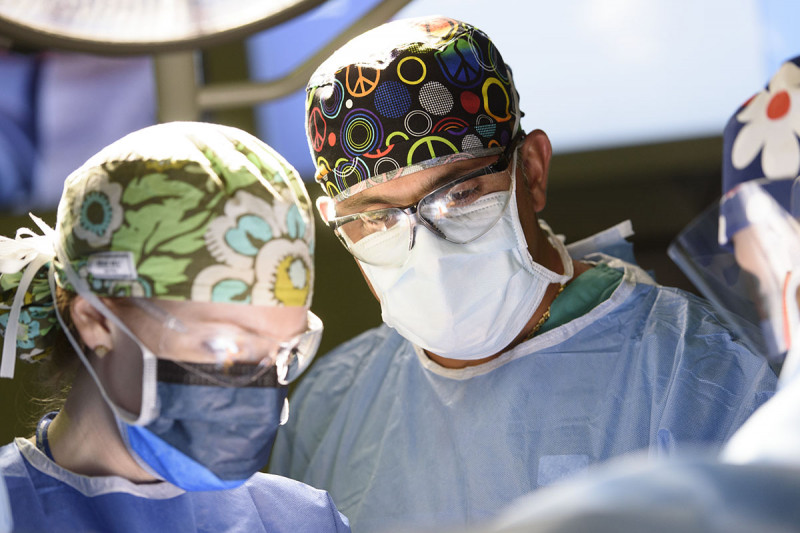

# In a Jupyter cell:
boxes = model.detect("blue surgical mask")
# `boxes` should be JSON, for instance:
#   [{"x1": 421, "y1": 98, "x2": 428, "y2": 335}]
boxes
[{"x1": 119, "y1": 358, "x2": 289, "y2": 491}]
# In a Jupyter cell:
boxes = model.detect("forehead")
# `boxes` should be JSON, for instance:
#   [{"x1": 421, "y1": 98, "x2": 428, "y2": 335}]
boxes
[
  {"x1": 334, "y1": 153, "x2": 499, "y2": 213},
  {"x1": 329, "y1": 149, "x2": 492, "y2": 202},
  {"x1": 130, "y1": 298, "x2": 308, "y2": 338}
]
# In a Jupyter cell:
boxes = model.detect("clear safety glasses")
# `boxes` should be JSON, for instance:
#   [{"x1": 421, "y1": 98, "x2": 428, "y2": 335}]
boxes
[
  {"x1": 129, "y1": 299, "x2": 323, "y2": 387},
  {"x1": 325, "y1": 133, "x2": 523, "y2": 267}
]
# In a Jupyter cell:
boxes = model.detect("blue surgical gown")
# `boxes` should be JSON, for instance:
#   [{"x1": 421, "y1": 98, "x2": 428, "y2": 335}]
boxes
[
  {"x1": 1, "y1": 438, "x2": 350, "y2": 533},
  {"x1": 485, "y1": 457, "x2": 800, "y2": 533},
  {"x1": 269, "y1": 254, "x2": 777, "y2": 533}
]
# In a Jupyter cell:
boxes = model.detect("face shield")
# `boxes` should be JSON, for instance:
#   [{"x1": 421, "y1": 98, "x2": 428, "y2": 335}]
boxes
[{"x1": 668, "y1": 177, "x2": 800, "y2": 375}]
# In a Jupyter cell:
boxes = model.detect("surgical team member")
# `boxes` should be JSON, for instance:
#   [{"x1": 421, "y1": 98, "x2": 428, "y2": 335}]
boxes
[
  {"x1": 480, "y1": 55, "x2": 800, "y2": 533},
  {"x1": 0, "y1": 122, "x2": 350, "y2": 532},
  {"x1": 269, "y1": 16, "x2": 777, "y2": 532},
  {"x1": 712, "y1": 54, "x2": 800, "y2": 466}
]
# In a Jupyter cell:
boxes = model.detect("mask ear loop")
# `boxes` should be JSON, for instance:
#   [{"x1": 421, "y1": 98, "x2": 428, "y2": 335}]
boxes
[
  {"x1": 51, "y1": 240, "x2": 159, "y2": 426},
  {"x1": 505, "y1": 148, "x2": 574, "y2": 287},
  {"x1": 502, "y1": 82, "x2": 574, "y2": 286}
]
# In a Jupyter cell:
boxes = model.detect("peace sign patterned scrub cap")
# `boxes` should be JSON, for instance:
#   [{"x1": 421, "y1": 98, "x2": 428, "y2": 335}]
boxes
[
  {"x1": 0, "y1": 121, "x2": 314, "y2": 377},
  {"x1": 306, "y1": 16, "x2": 523, "y2": 201}
]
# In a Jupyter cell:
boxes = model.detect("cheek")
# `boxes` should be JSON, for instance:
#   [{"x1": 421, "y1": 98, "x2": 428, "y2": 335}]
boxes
[
  {"x1": 97, "y1": 330, "x2": 144, "y2": 416},
  {"x1": 357, "y1": 260, "x2": 381, "y2": 301},
  {"x1": 514, "y1": 173, "x2": 540, "y2": 250}
]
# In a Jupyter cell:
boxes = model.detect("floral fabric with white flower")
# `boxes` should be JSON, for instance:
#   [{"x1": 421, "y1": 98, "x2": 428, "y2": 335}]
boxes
[{"x1": 724, "y1": 57, "x2": 800, "y2": 193}]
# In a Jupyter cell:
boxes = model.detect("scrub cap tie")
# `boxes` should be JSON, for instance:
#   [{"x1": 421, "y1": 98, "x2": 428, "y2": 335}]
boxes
[
  {"x1": 0, "y1": 121, "x2": 315, "y2": 378},
  {"x1": 723, "y1": 55, "x2": 800, "y2": 194},
  {"x1": 306, "y1": 16, "x2": 523, "y2": 201},
  {"x1": 0, "y1": 215, "x2": 58, "y2": 376}
]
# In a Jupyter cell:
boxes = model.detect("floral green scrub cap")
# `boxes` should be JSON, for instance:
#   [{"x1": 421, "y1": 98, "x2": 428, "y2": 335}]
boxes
[
  {"x1": 0, "y1": 121, "x2": 315, "y2": 377},
  {"x1": 306, "y1": 16, "x2": 523, "y2": 201}
]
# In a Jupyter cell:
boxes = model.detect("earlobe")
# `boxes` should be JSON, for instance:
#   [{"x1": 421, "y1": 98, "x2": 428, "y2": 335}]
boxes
[
  {"x1": 519, "y1": 129, "x2": 552, "y2": 213},
  {"x1": 316, "y1": 196, "x2": 335, "y2": 224},
  {"x1": 70, "y1": 297, "x2": 113, "y2": 354}
]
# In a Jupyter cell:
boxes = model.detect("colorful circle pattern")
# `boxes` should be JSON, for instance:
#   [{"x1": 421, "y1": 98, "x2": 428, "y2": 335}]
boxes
[{"x1": 305, "y1": 16, "x2": 522, "y2": 200}]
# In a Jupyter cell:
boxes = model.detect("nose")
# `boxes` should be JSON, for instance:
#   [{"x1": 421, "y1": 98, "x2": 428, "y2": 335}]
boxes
[
  {"x1": 408, "y1": 215, "x2": 448, "y2": 253},
  {"x1": 412, "y1": 201, "x2": 452, "y2": 249}
]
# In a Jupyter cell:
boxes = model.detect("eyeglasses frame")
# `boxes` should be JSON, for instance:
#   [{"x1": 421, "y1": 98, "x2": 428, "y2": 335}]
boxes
[{"x1": 326, "y1": 131, "x2": 525, "y2": 263}]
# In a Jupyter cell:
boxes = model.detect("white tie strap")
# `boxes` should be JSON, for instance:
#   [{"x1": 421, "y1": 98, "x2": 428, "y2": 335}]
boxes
[{"x1": 0, "y1": 215, "x2": 57, "y2": 378}]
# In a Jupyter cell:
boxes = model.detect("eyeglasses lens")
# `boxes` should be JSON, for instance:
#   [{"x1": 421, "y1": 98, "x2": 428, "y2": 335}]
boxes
[{"x1": 338, "y1": 169, "x2": 512, "y2": 266}]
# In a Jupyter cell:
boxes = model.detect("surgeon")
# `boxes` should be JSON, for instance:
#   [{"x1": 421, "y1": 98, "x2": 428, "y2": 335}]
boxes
[
  {"x1": 0, "y1": 122, "x2": 350, "y2": 532},
  {"x1": 477, "y1": 54, "x2": 800, "y2": 533},
  {"x1": 268, "y1": 15, "x2": 777, "y2": 532}
]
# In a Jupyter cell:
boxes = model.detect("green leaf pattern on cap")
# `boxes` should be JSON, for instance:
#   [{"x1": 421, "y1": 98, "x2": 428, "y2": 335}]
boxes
[{"x1": 1, "y1": 122, "x2": 314, "y2": 364}]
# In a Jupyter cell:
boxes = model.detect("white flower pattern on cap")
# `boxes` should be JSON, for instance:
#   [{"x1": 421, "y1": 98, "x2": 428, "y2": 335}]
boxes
[
  {"x1": 196, "y1": 191, "x2": 312, "y2": 306},
  {"x1": 732, "y1": 61, "x2": 800, "y2": 179}
]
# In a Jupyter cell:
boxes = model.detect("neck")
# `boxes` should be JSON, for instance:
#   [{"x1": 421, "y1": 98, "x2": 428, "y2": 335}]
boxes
[
  {"x1": 426, "y1": 259, "x2": 591, "y2": 369},
  {"x1": 31, "y1": 366, "x2": 158, "y2": 483}
]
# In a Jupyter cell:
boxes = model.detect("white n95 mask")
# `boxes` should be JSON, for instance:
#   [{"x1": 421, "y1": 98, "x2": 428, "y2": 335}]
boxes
[{"x1": 359, "y1": 159, "x2": 574, "y2": 360}]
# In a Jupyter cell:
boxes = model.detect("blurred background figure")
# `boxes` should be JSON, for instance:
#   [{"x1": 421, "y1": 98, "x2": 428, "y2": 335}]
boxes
[
  {"x1": 673, "y1": 55, "x2": 800, "y2": 467},
  {"x1": 717, "y1": 179, "x2": 800, "y2": 464},
  {"x1": 0, "y1": 50, "x2": 156, "y2": 212}
]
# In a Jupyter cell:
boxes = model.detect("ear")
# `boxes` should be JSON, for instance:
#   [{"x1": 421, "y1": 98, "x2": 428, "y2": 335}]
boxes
[
  {"x1": 519, "y1": 129, "x2": 552, "y2": 213},
  {"x1": 70, "y1": 296, "x2": 113, "y2": 355},
  {"x1": 316, "y1": 196, "x2": 336, "y2": 224}
]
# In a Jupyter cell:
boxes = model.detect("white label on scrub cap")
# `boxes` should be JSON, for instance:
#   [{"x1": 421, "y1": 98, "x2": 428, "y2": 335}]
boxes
[{"x1": 87, "y1": 251, "x2": 138, "y2": 280}]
